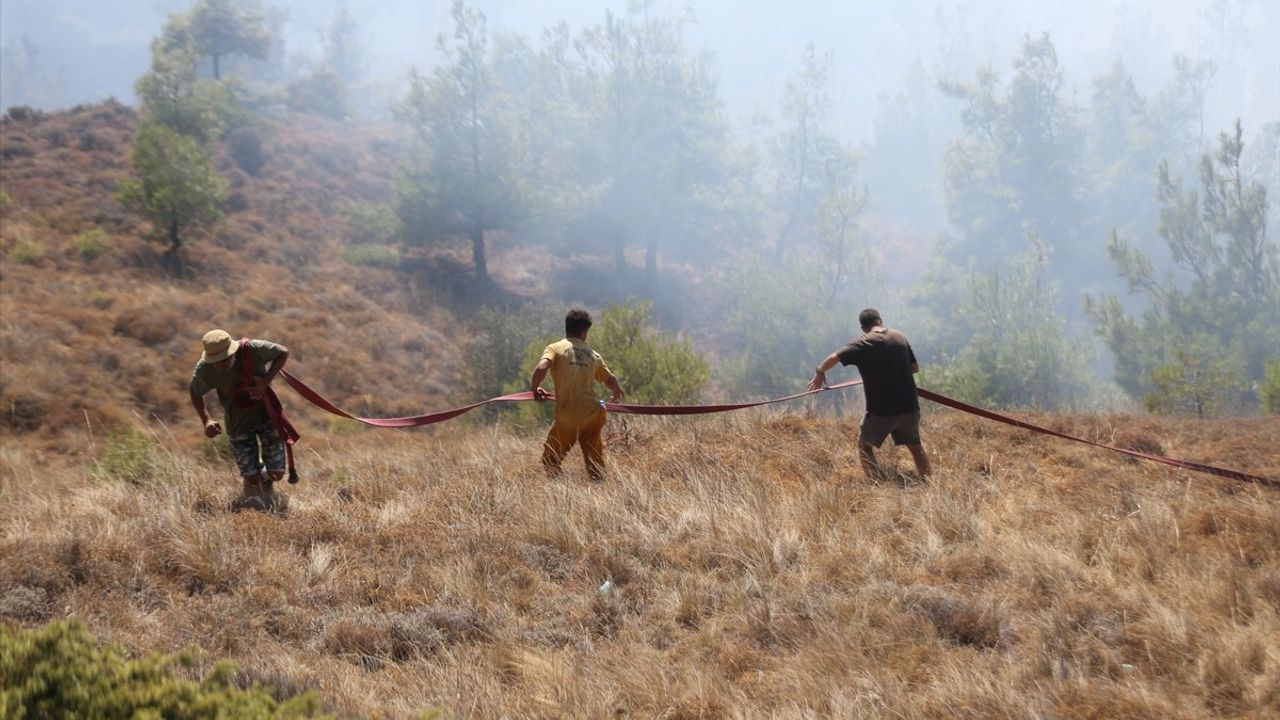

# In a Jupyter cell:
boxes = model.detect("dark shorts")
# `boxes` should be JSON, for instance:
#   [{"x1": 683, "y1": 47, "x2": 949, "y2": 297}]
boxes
[
  {"x1": 228, "y1": 425, "x2": 286, "y2": 477},
  {"x1": 859, "y1": 411, "x2": 922, "y2": 448}
]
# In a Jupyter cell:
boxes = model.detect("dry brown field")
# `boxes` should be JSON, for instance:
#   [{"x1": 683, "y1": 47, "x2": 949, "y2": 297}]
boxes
[
  {"x1": 3, "y1": 410, "x2": 1279, "y2": 718},
  {"x1": 3, "y1": 103, "x2": 1279, "y2": 718}
]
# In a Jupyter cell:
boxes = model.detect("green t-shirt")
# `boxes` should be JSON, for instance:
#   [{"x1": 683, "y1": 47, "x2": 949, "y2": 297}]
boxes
[{"x1": 189, "y1": 339, "x2": 286, "y2": 436}]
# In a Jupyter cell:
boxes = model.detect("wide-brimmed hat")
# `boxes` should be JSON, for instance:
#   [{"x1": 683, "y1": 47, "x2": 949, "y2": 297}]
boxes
[{"x1": 201, "y1": 329, "x2": 239, "y2": 363}]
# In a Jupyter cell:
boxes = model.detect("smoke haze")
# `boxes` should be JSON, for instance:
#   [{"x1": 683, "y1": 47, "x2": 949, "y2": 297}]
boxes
[{"x1": 3, "y1": 0, "x2": 1277, "y2": 411}]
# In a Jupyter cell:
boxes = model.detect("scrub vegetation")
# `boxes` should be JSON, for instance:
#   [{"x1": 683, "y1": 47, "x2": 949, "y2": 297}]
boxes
[
  {"x1": 2, "y1": 413, "x2": 1278, "y2": 718},
  {"x1": 2, "y1": 1, "x2": 1278, "y2": 717}
]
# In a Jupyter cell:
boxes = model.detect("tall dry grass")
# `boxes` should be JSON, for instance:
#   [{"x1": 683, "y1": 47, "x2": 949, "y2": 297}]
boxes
[
  {"x1": 4, "y1": 99, "x2": 1278, "y2": 719},
  {"x1": 2, "y1": 409, "x2": 1277, "y2": 718}
]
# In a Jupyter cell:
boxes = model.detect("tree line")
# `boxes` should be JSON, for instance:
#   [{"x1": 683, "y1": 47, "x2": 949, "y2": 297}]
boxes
[{"x1": 114, "y1": 0, "x2": 1278, "y2": 415}]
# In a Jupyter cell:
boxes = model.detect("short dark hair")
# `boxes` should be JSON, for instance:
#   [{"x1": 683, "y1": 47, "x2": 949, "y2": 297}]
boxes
[
  {"x1": 858, "y1": 308, "x2": 883, "y2": 331},
  {"x1": 565, "y1": 308, "x2": 593, "y2": 337}
]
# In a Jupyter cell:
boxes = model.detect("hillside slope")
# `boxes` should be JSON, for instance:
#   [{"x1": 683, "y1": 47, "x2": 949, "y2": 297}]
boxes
[
  {"x1": 2, "y1": 103, "x2": 1278, "y2": 719},
  {"x1": 0, "y1": 103, "x2": 491, "y2": 458}
]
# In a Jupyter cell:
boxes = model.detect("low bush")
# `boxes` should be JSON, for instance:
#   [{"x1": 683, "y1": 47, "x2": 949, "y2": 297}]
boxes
[
  {"x1": 77, "y1": 129, "x2": 114, "y2": 153},
  {"x1": 461, "y1": 303, "x2": 559, "y2": 417},
  {"x1": 73, "y1": 228, "x2": 110, "y2": 259},
  {"x1": 287, "y1": 68, "x2": 348, "y2": 121},
  {"x1": 93, "y1": 426, "x2": 163, "y2": 485},
  {"x1": 1, "y1": 140, "x2": 36, "y2": 160},
  {"x1": 1144, "y1": 343, "x2": 1247, "y2": 418},
  {"x1": 228, "y1": 126, "x2": 268, "y2": 176},
  {"x1": 0, "y1": 620, "x2": 330, "y2": 718},
  {"x1": 341, "y1": 202, "x2": 400, "y2": 245},
  {"x1": 4, "y1": 105, "x2": 44, "y2": 123},
  {"x1": 9, "y1": 235, "x2": 46, "y2": 264},
  {"x1": 2, "y1": 390, "x2": 48, "y2": 432},
  {"x1": 112, "y1": 306, "x2": 180, "y2": 345},
  {"x1": 0, "y1": 585, "x2": 51, "y2": 622},
  {"x1": 338, "y1": 243, "x2": 399, "y2": 268},
  {"x1": 1261, "y1": 356, "x2": 1280, "y2": 414}
]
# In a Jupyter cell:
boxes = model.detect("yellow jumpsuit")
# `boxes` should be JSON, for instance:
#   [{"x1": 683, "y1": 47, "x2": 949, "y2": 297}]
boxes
[{"x1": 540, "y1": 338, "x2": 613, "y2": 482}]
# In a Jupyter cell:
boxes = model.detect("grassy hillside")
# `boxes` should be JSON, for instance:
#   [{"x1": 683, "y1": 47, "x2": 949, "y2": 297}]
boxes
[
  {"x1": 0, "y1": 102, "x2": 506, "y2": 459},
  {"x1": 2, "y1": 411, "x2": 1279, "y2": 718},
  {"x1": 2, "y1": 104, "x2": 1278, "y2": 718}
]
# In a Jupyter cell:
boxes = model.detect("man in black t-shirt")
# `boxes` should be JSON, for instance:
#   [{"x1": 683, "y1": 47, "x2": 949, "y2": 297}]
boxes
[{"x1": 808, "y1": 308, "x2": 931, "y2": 480}]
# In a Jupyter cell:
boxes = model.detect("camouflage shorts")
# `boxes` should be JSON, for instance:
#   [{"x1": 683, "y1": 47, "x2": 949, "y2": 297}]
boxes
[{"x1": 228, "y1": 425, "x2": 286, "y2": 477}]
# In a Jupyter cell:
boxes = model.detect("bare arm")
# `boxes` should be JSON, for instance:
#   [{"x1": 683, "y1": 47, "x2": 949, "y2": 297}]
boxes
[
  {"x1": 530, "y1": 357, "x2": 552, "y2": 400},
  {"x1": 603, "y1": 373, "x2": 624, "y2": 403},
  {"x1": 807, "y1": 352, "x2": 842, "y2": 391},
  {"x1": 190, "y1": 389, "x2": 222, "y2": 438},
  {"x1": 265, "y1": 346, "x2": 289, "y2": 383},
  {"x1": 249, "y1": 346, "x2": 289, "y2": 400},
  {"x1": 911, "y1": 361, "x2": 919, "y2": 374}
]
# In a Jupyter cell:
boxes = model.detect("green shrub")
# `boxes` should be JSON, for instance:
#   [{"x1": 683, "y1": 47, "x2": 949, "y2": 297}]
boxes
[
  {"x1": 227, "y1": 125, "x2": 268, "y2": 176},
  {"x1": 10, "y1": 235, "x2": 46, "y2": 264},
  {"x1": 73, "y1": 228, "x2": 110, "y2": 259},
  {"x1": 342, "y1": 202, "x2": 400, "y2": 245},
  {"x1": 1263, "y1": 357, "x2": 1280, "y2": 414},
  {"x1": 116, "y1": 121, "x2": 228, "y2": 260},
  {"x1": 910, "y1": 239, "x2": 1095, "y2": 410},
  {"x1": 914, "y1": 353, "x2": 989, "y2": 406},
  {"x1": 338, "y1": 243, "x2": 400, "y2": 268},
  {"x1": 288, "y1": 67, "x2": 348, "y2": 121},
  {"x1": 1143, "y1": 342, "x2": 1247, "y2": 418},
  {"x1": 0, "y1": 620, "x2": 330, "y2": 718},
  {"x1": 588, "y1": 302, "x2": 710, "y2": 404},
  {"x1": 461, "y1": 303, "x2": 559, "y2": 422},
  {"x1": 94, "y1": 426, "x2": 163, "y2": 484},
  {"x1": 717, "y1": 257, "x2": 866, "y2": 402}
]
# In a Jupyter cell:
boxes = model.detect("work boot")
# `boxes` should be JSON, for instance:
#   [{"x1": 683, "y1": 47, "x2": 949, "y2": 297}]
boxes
[{"x1": 234, "y1": 473, "x2": 278, "y2": 512}]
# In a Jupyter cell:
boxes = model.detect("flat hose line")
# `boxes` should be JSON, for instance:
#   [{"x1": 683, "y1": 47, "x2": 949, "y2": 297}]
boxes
[{"x1": 279, "y1": 370, "x2": 1277, "y2": 489}]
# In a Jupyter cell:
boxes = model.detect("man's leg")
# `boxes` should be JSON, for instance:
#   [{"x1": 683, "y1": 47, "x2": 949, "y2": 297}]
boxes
[
  {"x1": 542, "y1": 421, "x2": 576, "y2": 479},
  {"x1": 906, "y1": 444, "x2": 931, "y2": 477},
  {"x1": 259, "y1": 426, "x2": 287, "y2": 485},
  {"x1": 857, "y1": 437, "x2": 883, "y2": 478},
  {"x1": 578, "y1": 412, "x2": 608, "y2": 483},
  {"x1": 857, "y1": 413, "x2": 891, "y2": 479},
  {"x1": 229, "y1": 432, "x2": 266, "y2": 499},
  {"x1": 890, "y1": 412, "x2": 929, "y2": 479}
]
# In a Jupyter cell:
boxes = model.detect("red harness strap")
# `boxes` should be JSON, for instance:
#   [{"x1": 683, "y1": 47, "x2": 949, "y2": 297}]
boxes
[{"x1": 237, "y1": 339, "x2": 300, "y2": 483}]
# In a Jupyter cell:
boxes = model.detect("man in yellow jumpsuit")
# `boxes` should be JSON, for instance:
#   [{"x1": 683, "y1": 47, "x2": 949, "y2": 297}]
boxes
[{"x1": 530, "y1": 308, "x2": 625, "y2": 482}]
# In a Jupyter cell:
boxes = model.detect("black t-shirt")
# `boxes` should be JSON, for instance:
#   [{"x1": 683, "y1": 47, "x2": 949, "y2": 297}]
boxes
[{"x1": 836, "y1": 328, "x2": 919, "y2": 416}]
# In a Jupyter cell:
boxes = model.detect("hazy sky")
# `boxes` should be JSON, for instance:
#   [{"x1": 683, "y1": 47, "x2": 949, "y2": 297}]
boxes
[{"x1": 4, "y1": 0, "x2": 1277, "y2": 140}]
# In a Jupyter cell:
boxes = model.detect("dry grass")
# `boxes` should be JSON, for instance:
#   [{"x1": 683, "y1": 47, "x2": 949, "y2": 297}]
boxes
[
  {"x1": 4, "y1": 101, "x2": 1279, "y2": 718},
  {"x1": 1, "y1": 103, "x2": 465, "y2": 456},
  {"x1": 2, "y1": 410, "x2": 1277, "y2": 719}
]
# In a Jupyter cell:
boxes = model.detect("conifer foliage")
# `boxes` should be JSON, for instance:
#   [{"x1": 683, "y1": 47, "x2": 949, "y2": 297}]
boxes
[{"x1": 1087, "y1": 121, "x2": 1280, "y2": 414}]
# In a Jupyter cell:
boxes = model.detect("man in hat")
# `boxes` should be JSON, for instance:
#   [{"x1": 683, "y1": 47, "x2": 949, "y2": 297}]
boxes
[
  {"x1": 189, "y1": 329, "x2": 290, "y2": 507},
  {"x1": 808, "y1": 308, "x2": 931, "y2": 480},
  {"x1": 530, "y1": 308, "x2": 625, "y2": 482}
]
